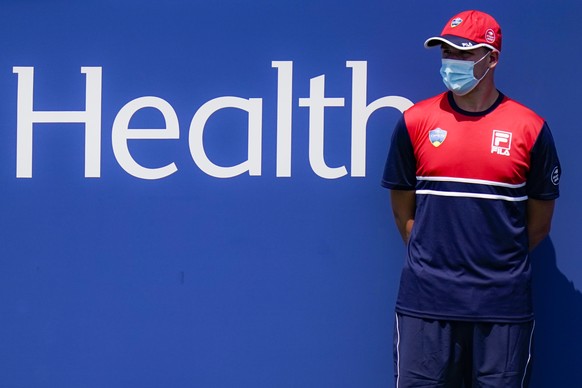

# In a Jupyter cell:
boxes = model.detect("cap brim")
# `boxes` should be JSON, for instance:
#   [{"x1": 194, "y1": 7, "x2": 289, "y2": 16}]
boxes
[{"x1": 424, "y1": 35, "x2": 497, "y2": 51}]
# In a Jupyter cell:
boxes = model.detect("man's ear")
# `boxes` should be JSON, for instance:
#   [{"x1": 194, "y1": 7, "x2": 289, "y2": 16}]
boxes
[{"x1": 489, "y1": 50, "x2": 500, "y2": 69}]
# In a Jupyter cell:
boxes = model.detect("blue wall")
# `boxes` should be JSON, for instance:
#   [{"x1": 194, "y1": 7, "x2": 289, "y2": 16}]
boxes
[{"x1": 0, "y1": 1, "x2": 580, "y2": 387}]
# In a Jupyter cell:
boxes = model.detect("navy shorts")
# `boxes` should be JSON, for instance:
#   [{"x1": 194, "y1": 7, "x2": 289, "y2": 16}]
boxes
[{"x1": 393, "y1": 313, "x2": 535, "y2": 388}]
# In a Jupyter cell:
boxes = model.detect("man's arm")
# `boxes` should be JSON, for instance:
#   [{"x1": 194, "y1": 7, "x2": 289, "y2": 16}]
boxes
[
  {"x1": 527, "y1": 198, "x2": 555, "y2": 251},
  {"x1": 390, "y1": 189, "x2": 416, "y2": 245}
]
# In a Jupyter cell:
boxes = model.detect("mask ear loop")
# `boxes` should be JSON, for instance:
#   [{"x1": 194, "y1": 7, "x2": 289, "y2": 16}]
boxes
[
  {"x1": 476, "y1": 66, "x2": 491, "y2": 82},
  {"x1": 474, "y1": 50, "x2": 492, "y2": 65},
  {"x1": 474, "y1": 51, "x2": 494, "y2": 82}
]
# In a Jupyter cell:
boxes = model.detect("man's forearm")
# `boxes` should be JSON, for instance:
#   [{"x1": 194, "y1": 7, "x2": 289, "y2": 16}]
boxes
[
  {"x1": 527, "y1": 199, "x2": 555, "y2": 251},
  {"x1": 390, "y1": 190, "x2": 416, "y2": 244}
]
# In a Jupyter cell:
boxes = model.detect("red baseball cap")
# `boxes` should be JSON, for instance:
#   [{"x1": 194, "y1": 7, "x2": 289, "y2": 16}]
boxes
[{"x1": 424, "y1": 10, "x2": 502, "y2": 52}]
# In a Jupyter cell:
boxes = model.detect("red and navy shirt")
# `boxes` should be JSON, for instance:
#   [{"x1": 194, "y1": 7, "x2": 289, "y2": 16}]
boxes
[{"x1": 382, "y1": 91, "x2": 561, "y2": 322}]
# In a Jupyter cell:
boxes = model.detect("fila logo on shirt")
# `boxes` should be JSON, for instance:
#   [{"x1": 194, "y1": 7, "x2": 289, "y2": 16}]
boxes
[{"x1": 491, "y1": 130, "x2": 512, "y2": 156}]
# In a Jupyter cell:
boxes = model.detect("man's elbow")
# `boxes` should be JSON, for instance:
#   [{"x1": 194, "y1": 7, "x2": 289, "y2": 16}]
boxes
[
  {"x1": 527, "y1": 199, "x2": 556, "y2": 251},
  {"x1": 529, "y1": 223, "x2": 552, "y2": 251}
]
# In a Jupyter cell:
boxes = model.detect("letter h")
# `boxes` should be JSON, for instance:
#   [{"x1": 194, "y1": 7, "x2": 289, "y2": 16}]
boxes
[{"x1": 13, "y1": 67, "x2": 102, "y2": 178}]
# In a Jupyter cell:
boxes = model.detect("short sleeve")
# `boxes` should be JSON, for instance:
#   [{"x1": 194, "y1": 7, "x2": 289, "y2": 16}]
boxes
[
  {"x1": 526, "y1": 122, "x2": 561, "y2": 200},
  {"x1": 381, "y1": 115, "x2": 417, "y2": 190}
]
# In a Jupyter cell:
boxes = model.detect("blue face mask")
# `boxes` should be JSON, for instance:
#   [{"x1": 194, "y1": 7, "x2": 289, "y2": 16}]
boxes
[{"x1": 440, "y1": 52, "x2": 491, "y2": 96}]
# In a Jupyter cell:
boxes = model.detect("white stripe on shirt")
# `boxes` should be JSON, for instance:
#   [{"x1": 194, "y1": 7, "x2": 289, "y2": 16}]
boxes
[
  {"x1": 416, "y1": 176, "x2": 526, "y2": 189},
  {"x1": 415, "y1": 189, "x2": 528, "y2": 202}
]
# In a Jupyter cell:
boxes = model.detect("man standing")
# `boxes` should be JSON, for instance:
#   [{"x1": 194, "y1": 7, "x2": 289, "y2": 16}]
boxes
[{"x1": 382, "y1": 10, "x2": 561, "y2": 387}]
